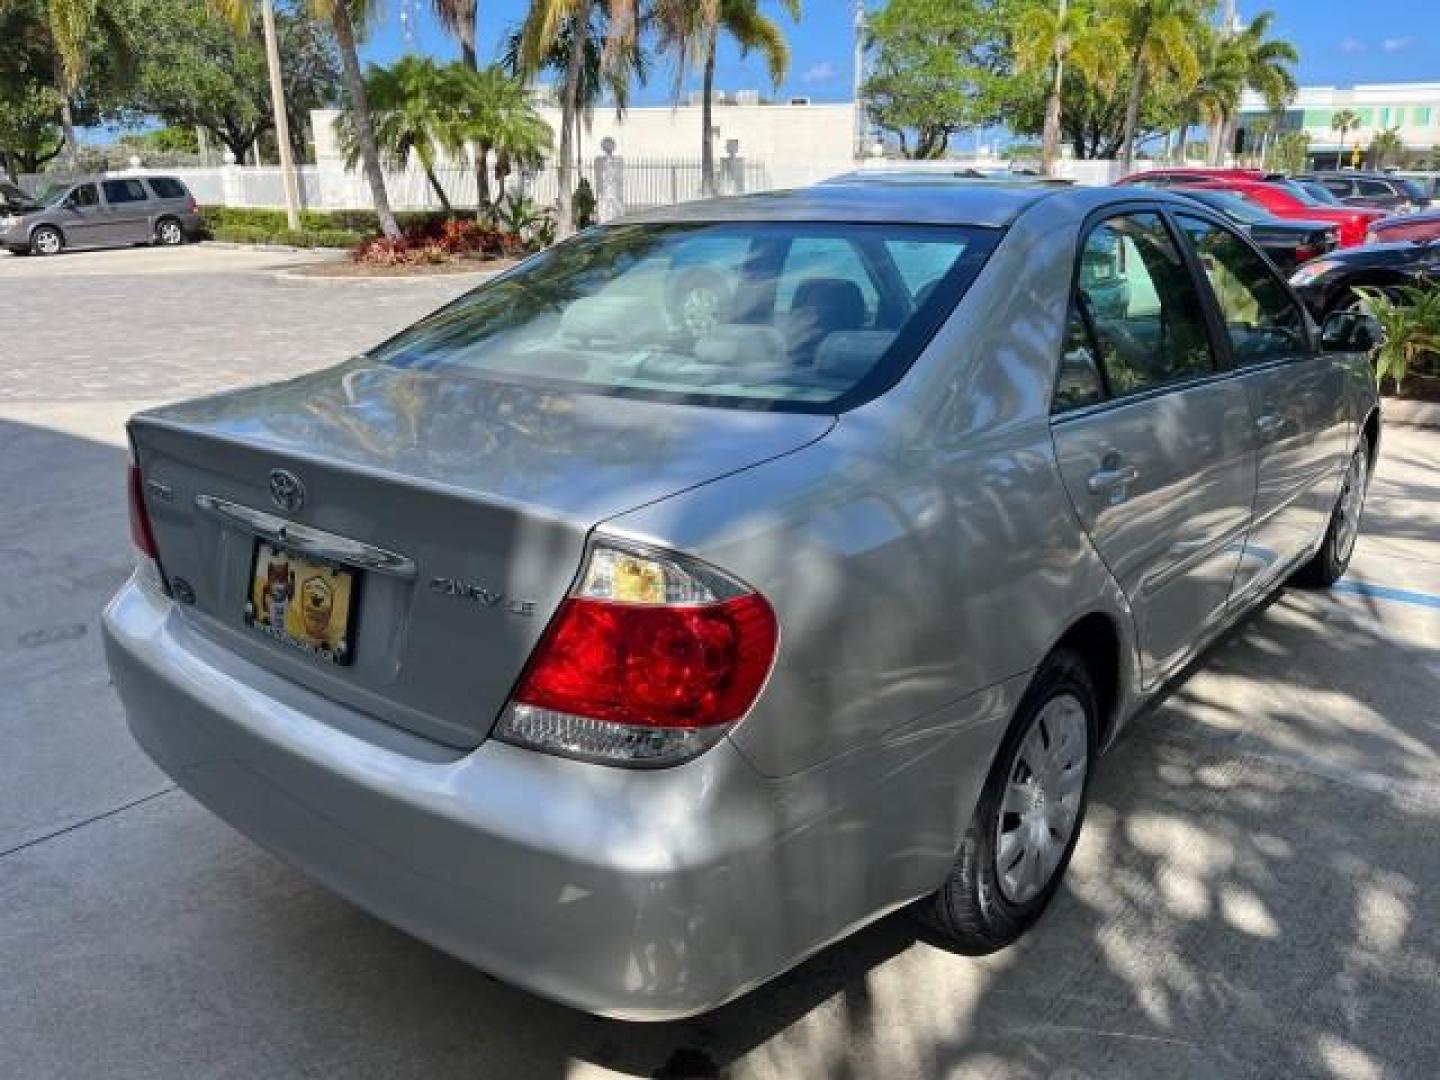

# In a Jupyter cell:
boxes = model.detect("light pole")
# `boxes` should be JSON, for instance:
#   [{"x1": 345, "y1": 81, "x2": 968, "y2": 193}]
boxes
[
  {"x1": 260, "y1": 0, "x2": 302, "y2": 231},
  {"x1": 852, "y1": 0, "x2": 868, "y2": 158}
]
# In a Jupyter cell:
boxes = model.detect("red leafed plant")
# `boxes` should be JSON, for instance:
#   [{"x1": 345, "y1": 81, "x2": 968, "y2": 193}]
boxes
[{"x1": 352, "y1": 217, "x2": 521, "y2": 265}]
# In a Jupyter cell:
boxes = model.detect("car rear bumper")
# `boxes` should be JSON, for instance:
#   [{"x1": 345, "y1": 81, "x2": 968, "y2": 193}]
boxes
[{"x1": 102, "y1": 568, "x2": 1010, "y2": 1019}]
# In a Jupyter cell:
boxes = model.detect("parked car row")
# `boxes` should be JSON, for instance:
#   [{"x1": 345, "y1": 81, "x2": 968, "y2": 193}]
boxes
[{"x1": 0, "y1": 174, "x2": 201, "y2": 255}]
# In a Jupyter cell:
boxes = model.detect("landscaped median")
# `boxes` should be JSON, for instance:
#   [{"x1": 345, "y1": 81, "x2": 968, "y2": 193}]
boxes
[{"x1": 200, "y1": 200, "x2": 548, "y2": 275}]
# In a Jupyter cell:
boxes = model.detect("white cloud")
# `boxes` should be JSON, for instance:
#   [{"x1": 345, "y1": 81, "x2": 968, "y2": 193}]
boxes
[
  {"x1": 1339, "y1": 38, "x2": 1366, "y2": 54},
  {"x1": 802, "y1": 61, "x2": 837, "y2": 85},
  {"x1": 1383, "y1": 37, "x2": 1415, "y2": 53}
]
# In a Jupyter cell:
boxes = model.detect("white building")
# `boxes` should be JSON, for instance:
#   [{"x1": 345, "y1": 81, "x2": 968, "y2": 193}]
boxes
[{"x1": 1239, "y1": 82, "x2": 1440, "y2": 163}]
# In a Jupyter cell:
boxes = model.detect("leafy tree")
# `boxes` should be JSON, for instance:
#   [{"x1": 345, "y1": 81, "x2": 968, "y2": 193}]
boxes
[
  {"x1": 1267, "y1": 129, "x2": 1308, "y2": 173},
  {"x1": 1208, "y1": 11, "x2": 1295, "y2": 163},
  {"x1": 653, "y1": 0, "x2": 799, "y2": 195},
  {"x1": 43, "y1": 0, "x2": 141, "y2": 164},
  {"x1": 1112, "y1": 0, "x2": 1204, "y2": 171},
  {"x1": 1014, "y1": 0, "x2": 1122, "y2": 175},
  {"x1": 862, "y1": 0, "x2": 1020, "y2": 159},
  {"x1": 137, "y1": 0, "x2": 340, "y2": 165},
  {"x1": 1330, "y1": 107, "x2": 1360, "y2": 160},
  {"x1": 464, "y1": 64, "x2": 554, "y2": 206}
]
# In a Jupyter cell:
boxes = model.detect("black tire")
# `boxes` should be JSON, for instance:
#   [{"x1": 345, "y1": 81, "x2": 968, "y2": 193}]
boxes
[
  {"x1": 916, "y1": 647, "x2": 1099, "y2": 954},
  {"x1": 1294, "y1": 433, "x2": 1371, "y2": 588},
  {"x1": 154, "y1": 217, "x2": 185, "y2": 246},
  {"x1": 29, "y1": 225, "x2": 63, "y2": 256}
]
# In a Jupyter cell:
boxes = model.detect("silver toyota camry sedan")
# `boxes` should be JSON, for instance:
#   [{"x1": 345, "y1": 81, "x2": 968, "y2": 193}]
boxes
[{"x1": 103, "y1": 181, "x2": 1379, "y2": 1020}]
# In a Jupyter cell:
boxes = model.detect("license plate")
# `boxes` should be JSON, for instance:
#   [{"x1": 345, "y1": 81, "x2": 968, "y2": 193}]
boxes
[{"x1": 245, "y1": 541, "x2": 358, "y2": 665}]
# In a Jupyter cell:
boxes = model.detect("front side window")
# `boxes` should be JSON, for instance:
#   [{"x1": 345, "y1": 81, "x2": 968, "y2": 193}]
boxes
[
  {"x1": 1075, "y1": 213, "x2": 1215, "y2": 397},
  {"x1": 69, "y1": 184, "x2": 99, "y2": 208},
  {"x1": 369, "y1": 222, "x2": 996, "y2": 412},
  {"x1": 1176, "y1": 214, "x2": 1308, "y2": 365},
  {"x1": 102, "y1": 179, "x2": 149, "y2": 204}
]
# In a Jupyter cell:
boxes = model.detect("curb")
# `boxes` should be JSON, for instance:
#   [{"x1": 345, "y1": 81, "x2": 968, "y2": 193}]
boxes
[
  {"x1": 271, "y1": 265, "x2": 502, "y2": 287},
  {"x1": 1383, "y1": 398, "x2": 1440, "y2": 430},
  {"x1": 198, "y1": 241, "x2": 352, "y2": 255}
]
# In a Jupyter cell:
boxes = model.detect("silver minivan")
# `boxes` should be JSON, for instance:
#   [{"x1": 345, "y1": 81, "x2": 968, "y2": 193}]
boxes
[
  {"x1": 0, "y1": 174, "x2": 202, "y2": 255},
  {"x1": 103, "y1": 182, "x2": 1380, "y2": 1019}
]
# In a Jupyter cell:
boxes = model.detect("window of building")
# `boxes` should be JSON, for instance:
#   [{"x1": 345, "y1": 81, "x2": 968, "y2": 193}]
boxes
[
  {"x1": 1303, "y1": 108, "x2": 1334, "y2": 128},
  {"x1": 1414, "y1": 106, "x2": 1433, "y2": 126}
]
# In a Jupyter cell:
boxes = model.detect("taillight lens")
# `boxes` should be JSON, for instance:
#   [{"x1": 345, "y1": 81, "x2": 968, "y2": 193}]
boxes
[
  {"x1": 127, "y1": 464, "x2": 159, "y2": 559},
  {"x1": 497, "y1": 541, "x2": 778, "y2": 766}
]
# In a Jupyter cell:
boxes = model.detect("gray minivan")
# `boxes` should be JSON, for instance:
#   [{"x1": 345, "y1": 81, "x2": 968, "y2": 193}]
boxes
[{"x1": 0, "y1": 175, "x2": 202, "y2": 255}]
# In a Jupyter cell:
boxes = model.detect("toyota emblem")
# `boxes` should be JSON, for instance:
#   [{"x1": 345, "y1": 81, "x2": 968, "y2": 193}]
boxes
[{"x1": 268, "y1": 469, "x2": 306, "y2": 513}]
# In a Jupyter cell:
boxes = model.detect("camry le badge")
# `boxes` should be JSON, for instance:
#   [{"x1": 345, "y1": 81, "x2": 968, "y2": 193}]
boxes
[
  {"x1": 430, "y1": 577, "x2": 536, "y2": 616},
  {"x1": 268, "y1": 469, "x2": 305, "y2": 513}
]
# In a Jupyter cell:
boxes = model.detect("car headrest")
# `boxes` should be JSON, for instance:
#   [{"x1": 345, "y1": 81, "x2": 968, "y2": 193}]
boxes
[
  {"x1": 813, "y1": 330, "x2": 898, "y2": 382},
  {"x1": 790, "y1": 278, "x2": 867, "y2": 331}
]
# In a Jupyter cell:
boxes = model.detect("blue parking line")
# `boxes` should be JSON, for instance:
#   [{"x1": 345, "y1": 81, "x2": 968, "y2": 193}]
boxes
[{"x1": 1333, "y1": 580, "x2": 1440, "y2": 611}]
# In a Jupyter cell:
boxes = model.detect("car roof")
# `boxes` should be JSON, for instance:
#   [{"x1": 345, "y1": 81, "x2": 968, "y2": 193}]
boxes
[{"x1": 618, "y1": 181, "x2": 1186, "y2": 229}]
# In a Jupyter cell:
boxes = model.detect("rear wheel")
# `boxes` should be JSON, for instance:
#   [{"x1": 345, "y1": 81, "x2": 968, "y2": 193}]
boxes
[
  {"x1": 29, "y1": 225, "x2": 63, "y2": 256},
  {"x1": 154, "y1": 217, "x2": 185, "y2": 246},
  {"x1": 1295, "y1": 434, "x2": 1371, "y2": 587},
  {"x1": 917, "y1": 648, "x2": 1097, "y2": 953}
]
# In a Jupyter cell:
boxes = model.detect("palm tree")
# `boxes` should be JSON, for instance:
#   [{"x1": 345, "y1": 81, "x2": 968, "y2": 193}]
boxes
[
  {"x1": 1369, "y1": 126, "x2": 1404, "y2": 169},
  {"x1": 516, "y1": 0, "x2": 640, "y2": 238},
  {"x1": 463, "y1": 64, "x2": 554, "y2": 204},
  {"x1": 429, "y1": 0, "x2": 478, "y2": 68},
  {"x1": 1331, "y1": 108, "x2": 1359, "y2": 169},
  {"x1": 1213, "y1": 11, "x2": 1296, "y2": 163},
  {"x1": 214, "y1": 0, "x2": 400, "y2": 238},
  {"x1": 43, "y1": 0, "x2": 135, "y2": 165},
  {"x1": 340, "y1": 56, "x2": 472, "y2": 212},
  {"x1": 1015, "y1": 0, "x2": 1122, "y2": 177},
  {"x1": 1179, "y1": 23, "x2": 1243, "y2": 165},
  {"x1": 653, "y1": 0, "x2": 799, "y2": 196},
  {"x1": 1113, "y1": 0, "x2": 1204, "y2": 172}
]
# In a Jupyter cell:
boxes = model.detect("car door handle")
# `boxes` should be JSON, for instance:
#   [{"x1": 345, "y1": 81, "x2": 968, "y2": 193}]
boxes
[{"x1": 1086, "y1": 465, "x2": 1140, "y2": 494}]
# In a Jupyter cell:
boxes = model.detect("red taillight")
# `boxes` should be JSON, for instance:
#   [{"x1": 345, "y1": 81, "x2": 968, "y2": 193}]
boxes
[
  {"x1": 515, "y1": 593, "x2": 777, "y2": 730},
  {"x1": 128, "y1": 464, "x2": 158, "y2": 559},
  {"x1": 498, "y1": 541, "x2": 779, "y2": 765}
]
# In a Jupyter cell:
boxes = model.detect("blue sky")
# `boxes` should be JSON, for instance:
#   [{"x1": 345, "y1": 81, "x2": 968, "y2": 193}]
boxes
[{"x1": 361, "y1": 0, "x2": 1440, "y2": 103}]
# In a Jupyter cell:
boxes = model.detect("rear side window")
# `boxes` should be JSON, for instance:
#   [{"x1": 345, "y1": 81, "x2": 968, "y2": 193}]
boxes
[
  {"x1": 1175, "y1": 214, "x2": 1308, "y2": 364},
  {"x1": 1073, "y1": 213, "x2": 1215, "y2": 398},
  {"x1": 1320, "y1": 178, "x2": 1353, "y2": 197},
  {"x1": 369, "y1": 221, "x2": 997, "y2": 413},
  {"x1": 146, "y1": 177, "x2": 187, "y2": 199},
  {"x1": 102, "y1": 179, "x2": 150, "y2": 204}
]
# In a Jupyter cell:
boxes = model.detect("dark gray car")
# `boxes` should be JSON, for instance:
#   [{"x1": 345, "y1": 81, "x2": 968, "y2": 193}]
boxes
[
  {"x1": 0, "y1": 174, "x2": 201, "y2": 255},
  {"x1": 103, "y1": 182, "x2": 1379, "y2": 1019},
  {"x1": 1300, "y1": 171, "x2": 1427, "y2": 214}
]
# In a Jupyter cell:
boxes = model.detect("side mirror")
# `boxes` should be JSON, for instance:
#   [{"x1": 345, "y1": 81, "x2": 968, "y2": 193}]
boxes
[{"x1": 1321, "y1": 310, "x2": 1382, "y2": 353}]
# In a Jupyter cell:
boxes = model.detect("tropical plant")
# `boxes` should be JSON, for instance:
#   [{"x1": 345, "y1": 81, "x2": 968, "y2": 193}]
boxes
[
  {"x1": 462, "y1": 64, "x2": 553, "y2": 208},
  {"x1": 1112, "y1": 0, "x2": 1205, "y2": 171},
  {"x1": 515, "y1": 0, "x2": 641, "y2": 238},
  {"x1": 1267, "y1": 128, "x2": 1308, "y2": 172},
  {"x1": 1369, "y1": 125, "x2": 1405, "y2": 169},
  {"x1": 1176, "y1": 22, "x2": 1242, "y2": 164},
  {"x1": 1356, "y1": 284, "x2": 1440, "y2": 391},
  {"x1": 1014, "y1": 0, "x2": 1123, "y2": 176},
  {"x1": 338, "y1": 56, "x2": 474, "y2": 211},
  {"x1": 652, "y1": 0, "x2": 799, "y2": 195},
  {"x1": 494, "y1": 190, "x2": 556, "y2": 249},
  {"x1": 429, "y1": 0, "x2": 478, "y2": 67},
  {"x1": 1211, "y1": 11, "x2": 1296, "y2": 163},
  {"x1": 213, "y1": 0, "x2": 399, "y2": 238},
  {"x1": 1330, "y1": 107, "x2": 1360, "y2": 167}
]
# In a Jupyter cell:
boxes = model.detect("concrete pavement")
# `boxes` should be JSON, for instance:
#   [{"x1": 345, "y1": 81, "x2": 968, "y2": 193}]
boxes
[{"x1": 1, "y1": 247, "x2": 1438, "y2": 1079}]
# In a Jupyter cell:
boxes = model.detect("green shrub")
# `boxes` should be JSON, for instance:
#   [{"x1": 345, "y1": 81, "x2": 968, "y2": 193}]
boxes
[
  {"x1": 210, "y1": 224, "x2": 272, "y2": 245},
  {"x1": 208, "y1": 222, "x2": 363, "y2": 248}
]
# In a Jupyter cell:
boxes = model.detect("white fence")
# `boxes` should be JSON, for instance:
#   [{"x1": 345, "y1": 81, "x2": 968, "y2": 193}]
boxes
[{"x1": 14, "y1": 154, "x2": 1135, "y2": 218}]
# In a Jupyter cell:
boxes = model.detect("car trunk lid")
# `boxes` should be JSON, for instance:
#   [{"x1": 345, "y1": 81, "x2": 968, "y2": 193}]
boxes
[{"x1": 130, "y1": 359, "x2": 833, "y2": 748}]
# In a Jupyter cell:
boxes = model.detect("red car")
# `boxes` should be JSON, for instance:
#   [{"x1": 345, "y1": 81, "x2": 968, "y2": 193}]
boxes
[
  {"x1": 1116, "y1": 167, "x2": 1267, "y2": 184},
  {"x1": 1365, "y1": 210, "x2": 1440, "y2": 245},
  {"x1": 1188, "y1": 179, "x2": 1384, "y2": 247}
]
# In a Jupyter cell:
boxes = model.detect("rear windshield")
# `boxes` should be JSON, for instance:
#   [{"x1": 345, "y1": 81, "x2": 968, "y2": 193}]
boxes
[{"x1": 369, "y1": 221, "x2": 997, "y2": 412}]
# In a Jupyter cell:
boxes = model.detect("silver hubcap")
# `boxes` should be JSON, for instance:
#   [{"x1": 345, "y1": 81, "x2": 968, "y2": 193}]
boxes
[
  {"x1": 35, "y1": 231, "x2": 59, "y2": 254},
  {"x1": 1335, "y1": 447, "x2": 1369, "y2": 564},
  {"x1": 995, "y1": 693, "x2": 1089, "y2": 905},
  {"x1": 159, "y1": 221, "x2": 181, "y2": 244}
]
